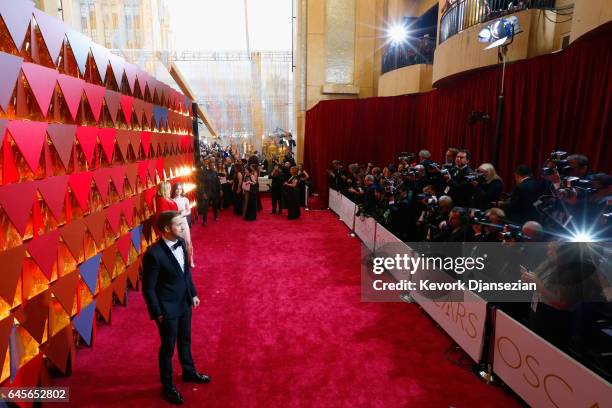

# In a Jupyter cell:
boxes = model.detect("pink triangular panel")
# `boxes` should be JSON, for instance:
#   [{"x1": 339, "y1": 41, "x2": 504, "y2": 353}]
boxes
[
  {"x1": 7, "y1": 120, "x2": 48, "y2": 173},
  {"x1": 83, "y1": 83, "x2": 105, "y2": 122},
  {"x1": 22, "y1": 63, "x2": 58, "y2": 116},
  {"x1": 57, "y1": 74, "x2": 84, "y2": 120},
  {"x1": 0, "y1": 51, "x2": 23, "y2": 112},
  {"x1": 33, "y1": 10, "x2": 66, "y2": 64},
  {"x1": 0, "y1": 1, "x2": 34, "y2": 50}
]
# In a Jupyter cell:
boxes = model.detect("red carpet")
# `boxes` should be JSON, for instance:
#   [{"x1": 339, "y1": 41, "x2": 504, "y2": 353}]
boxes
[{"x1": 54, "y1": 198, "x2": 520, "y2": 407}]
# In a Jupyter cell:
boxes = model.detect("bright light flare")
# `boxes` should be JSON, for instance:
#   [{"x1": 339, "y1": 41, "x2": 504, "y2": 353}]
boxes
[
  {"x1": 387, "y1": 24, "x2": 408, "y2": 45},
  {"x1": 569, "y1": 231, "x2": 596, "y2": 243}
]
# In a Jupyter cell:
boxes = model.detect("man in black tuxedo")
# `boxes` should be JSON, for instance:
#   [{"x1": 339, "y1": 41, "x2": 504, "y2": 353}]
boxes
[
  {"x1": 198, "y1": 160, "x2": 221, "y2": 225},
  {"x1": 499, "y1": 165, "x2": 542, "y2": 225},
  {"x1": 143, "y1": 211, "x2": 211, "y2": 405}
]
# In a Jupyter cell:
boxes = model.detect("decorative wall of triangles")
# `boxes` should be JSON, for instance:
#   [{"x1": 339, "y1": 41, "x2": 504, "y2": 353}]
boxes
[{"x1": 0, "y1": 0, "x2": 196, "y2": 390}]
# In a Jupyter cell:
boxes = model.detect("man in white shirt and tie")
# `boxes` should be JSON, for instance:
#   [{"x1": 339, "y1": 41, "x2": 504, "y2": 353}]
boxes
[{"x1": 142, "y1": 211, "x2": 210, "y2": 405}]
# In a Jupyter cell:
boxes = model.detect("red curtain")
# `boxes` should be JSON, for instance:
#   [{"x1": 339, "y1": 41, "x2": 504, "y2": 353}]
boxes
[{"x1": 304, "y1": 24, "x2": 612, "y2": 207}]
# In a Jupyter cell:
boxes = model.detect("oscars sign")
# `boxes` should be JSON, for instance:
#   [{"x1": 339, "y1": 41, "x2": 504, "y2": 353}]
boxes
[{"x1": 493, "y1": 311, "x2": 611, "y2": 408}]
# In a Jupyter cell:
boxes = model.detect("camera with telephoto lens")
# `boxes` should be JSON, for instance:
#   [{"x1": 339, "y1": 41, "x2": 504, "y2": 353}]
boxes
[
  {"x1": 542, "y1": 150, "x2": 572, "y2": 177},
  {"x1": 429, "y1": 162, "x2": 454, "y2": 176},
  {"x1": 557, "y1": 177, "x2": 598, "y2": 200},
  {"x1": 465, "y1": 172, "x2": 486, "y2": 183},
  {"x1": 417, "y1": 193, "x2": 438, "y2": 209},
  {"x1": 468, "y1": 209, "x2": 488, "y2": 224},
  {"x1": 499, "y1": 224, "x2": 531, "y2": 241}
]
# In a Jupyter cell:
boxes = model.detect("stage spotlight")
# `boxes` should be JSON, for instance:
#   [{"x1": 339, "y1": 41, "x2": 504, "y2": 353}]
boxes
[
  {"x1": 478, "y1": 16, "x2": 520, "y2": 49},
  {"x1": 388, "y1": 24, "x2": 408, "y2": 45}
]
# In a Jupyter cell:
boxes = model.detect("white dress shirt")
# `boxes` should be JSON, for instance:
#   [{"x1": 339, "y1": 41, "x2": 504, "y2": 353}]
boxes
[{"x1": 163, "y1": 237, "x2": 185, "y2": 272}]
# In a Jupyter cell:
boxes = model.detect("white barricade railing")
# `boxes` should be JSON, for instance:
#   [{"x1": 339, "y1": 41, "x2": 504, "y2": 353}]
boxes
[
  {"x1": 410, "y1": 270, "x2": 488, "y2": 363},
  {"x1": 354, "y1": 214, "x2": 377, "y2": 252},
  {"x1": 338, "y1": 195, "x2": 356, "y2": 231},
  {"x1": 328, "y1": 188, "x2": 342, "y2": 214},
  {"x1": 374, "y1": 223, "x2": 413, "y2": 282},
  {"x1": 493, "y1": 310, "x2": 611, "y2": 408}
]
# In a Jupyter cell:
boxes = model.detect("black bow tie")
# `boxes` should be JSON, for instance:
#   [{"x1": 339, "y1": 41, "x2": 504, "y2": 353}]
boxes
[{"x1": 171, "y1": 241, "x2": 183, "y2": 250}]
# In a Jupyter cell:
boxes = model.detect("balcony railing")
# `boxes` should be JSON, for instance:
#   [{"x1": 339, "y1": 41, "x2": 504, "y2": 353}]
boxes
[
  {"x1": 439, "y1": 0, "x2": 556, "y2": 44},
  {"x1": 381, "y1": 36, "x2": 436, "y2": 75}
]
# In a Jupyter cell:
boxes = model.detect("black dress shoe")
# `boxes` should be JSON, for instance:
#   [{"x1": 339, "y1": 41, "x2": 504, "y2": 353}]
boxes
[
  {"x1": 162, "y1": 387, "x2": 184, "y2": 405},
  {"x1": 182, "y1": 372, "x2": 211, "y2": 384}
]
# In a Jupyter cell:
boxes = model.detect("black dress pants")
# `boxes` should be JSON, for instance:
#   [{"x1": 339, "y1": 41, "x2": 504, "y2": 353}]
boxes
[
  {"x1": 201, "y1": 196, "x2": 219, "y2": 223},
  {"x1": 156, "y1": 307, "x2": 197, "y2": 389}
]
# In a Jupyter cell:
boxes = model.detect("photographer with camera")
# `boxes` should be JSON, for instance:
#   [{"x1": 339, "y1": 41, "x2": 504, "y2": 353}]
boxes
[
  {"x1": 328, "y1": 160, "x2": 346, "y2": 192},
  {"x1": 433, "y1": 206, "x2": 474, "y2": 242},
  {"x1": 443, "y1": 149, "x2": 476, "y2": 208},
  {"x1": 470, "y1": 207, "x2": 506, "y2": 242},
  {"x1": 497, "y1": 165, "x2": 542, "y2": 225},
  {"x1": 471, "y1": 163, "x2": 504, "y2": 209}
]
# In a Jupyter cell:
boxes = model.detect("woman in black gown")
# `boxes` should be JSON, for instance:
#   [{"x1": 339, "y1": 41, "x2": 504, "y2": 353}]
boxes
[
  {"x1": 297, "y1": 164, "x2": 310, "y2": 207},
  {"x1": 232, "y1": 163, "x2": 244, "y2": 216},
  {"x1": 243, "y1": 165, "x2": 259, "y2": 221},
  {"x1": 242, "y1": 165, "x2": 259, "y2": 221},
  {"x1": 283, "y1": 166, "x2": 300, "y2": 220}
]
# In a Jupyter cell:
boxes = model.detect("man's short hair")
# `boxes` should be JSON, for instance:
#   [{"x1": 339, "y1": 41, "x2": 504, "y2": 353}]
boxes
[
  {"x1": 458, "y1": 149, "x2": 471, "y2": 161},
  {"x1": 567, "y1": 154, "x2": 589, "y2": 167},
  {"x1": 365, "y1": 175, "x2": 375, "y2": 182},
  {"x1": 419, "y1": 150, "x2": 431, "y2": 159},
  {"x1": 157, "y1": 211, "x2": 180, "y2": 232},
  {"x1": 515, "y1": 165, "x2": 533, "y2": 177},
  {"x1": 447, "y1": 147, "x2": 459, "y2": 155}
]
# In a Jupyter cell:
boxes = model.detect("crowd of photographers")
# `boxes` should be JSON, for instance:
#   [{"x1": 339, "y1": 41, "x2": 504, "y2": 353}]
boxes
[
  {"x1": 329, "y1": 149, "x2": 612, "y2": 376},
  {"x1": 329, "y1": 148, "x2": 611, "y2": 244}
]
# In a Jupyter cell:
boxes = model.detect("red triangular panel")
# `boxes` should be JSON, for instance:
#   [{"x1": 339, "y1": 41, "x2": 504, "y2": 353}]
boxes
[
  {"x1": 75, "y1": 126, "x2": 98, "y2": 165},
  {"x1": 104, "y1": 90, "x2": 121, "y2": 124},
  {"x1": 47, "y1": 124, "x2": 75, "y2": 169},
  {"x1": 84, "y1": 210, "x2": 107, "y2": 246},
  {"x1": 27, "y1": 230, "x2": 60, "y2": 280},
  {"x1": 0, "y1": 245, "x2": 25, "y2": 305},
  {"x1": 68, "y1": 172, "x2": 93, "y2": 211},
  {"x1": 57, "y1": 74, "x2": 84, "y2": 120},
  {"x1": 0, "y1": 182, "x2": 37, "y2": 235},
  {"x1": 83, "y1": 83, "x2": 105, "y2": 122},
  {"x1": 98, "y1": 128, "x2": 116, "y2": 163},
  {"x1": 92, "y1": 167, "x2": 111, "y2": 202},
  {"x1": 120, "y1": 95, "x2": 133, "y2": 126},
  {"x1": 59, "y1": 218, "x2": 85, "y2": 261},
  {"x1": 37, "y1": 175, "x2": 68, "y2": 221},
  {"x1": 7, "y1": 120, "x2": 48, "y2": 173}
]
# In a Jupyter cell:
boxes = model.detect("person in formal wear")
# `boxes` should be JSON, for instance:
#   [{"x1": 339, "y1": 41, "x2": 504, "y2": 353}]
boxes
[
  {"x1": 283, "y1": 166, "x2": 301, "y2": 220},
  {"x1": 199, "y1": 160, "x2": 221, "y2": 226},
  {"x1": 172, "y1": 183, "x2": 195, "y2": 268},
  {"x1": 498, "y1": 165, "x2": 543, "y2": 225},
  {"x1": 471, "y1": 163, "x2": 504, "y2": 209},
  {"x1": 297, "y1": 164, "x2": 310, "y2": 207},
  {"x1": 231, "y1": 163, "x2": 244, "y2": 216},
  {"x1": 242, "y1": 165, "x2": 259, "y2": 221},
  {"x1": 156, "y1": 182, "x2": 179, "y2": 233},
  {"x1": 269, "y1": 165, "x2": 285, "y2": 214},
  {"x1": 142, "y1": 211, "x2": 211, "y2": 405},
  {"x1": 217, "y1": 162, "x2": 232, "y2": 209}
]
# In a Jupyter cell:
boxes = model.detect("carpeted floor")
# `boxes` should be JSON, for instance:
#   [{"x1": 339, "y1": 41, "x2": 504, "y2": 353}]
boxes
[{"x1": 54, "y1": 198, "x2": 520, "y2": 407}]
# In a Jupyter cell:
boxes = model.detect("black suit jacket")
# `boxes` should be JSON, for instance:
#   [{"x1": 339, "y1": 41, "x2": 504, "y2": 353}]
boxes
[
  {"x1": 505, "y1": 177, "x2": 542, "y2": 224},
  {"x1": 142, "y1": 238, "x2": 197, "y2": 320}
]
